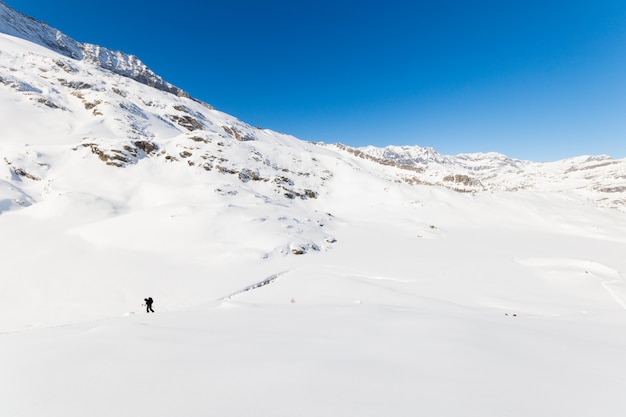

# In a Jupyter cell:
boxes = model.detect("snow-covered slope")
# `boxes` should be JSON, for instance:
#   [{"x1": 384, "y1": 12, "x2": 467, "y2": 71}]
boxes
[{"x1": 2, "y1": 3, "x2": 626, "y2": 417}]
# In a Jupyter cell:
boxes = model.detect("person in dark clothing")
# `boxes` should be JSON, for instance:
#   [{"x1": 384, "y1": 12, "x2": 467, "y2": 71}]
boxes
[{"x1": 144, "y1": 297, "x2": 154, "y2": 313}]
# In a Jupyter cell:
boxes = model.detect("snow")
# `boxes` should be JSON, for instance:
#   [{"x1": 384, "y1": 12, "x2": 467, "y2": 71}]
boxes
[
  {"x1": 356, "y1": 145, "x2": 626, "y2": 210},
  {"x1": 2, "y1": 4, "x2": 626, "y2": 416}
]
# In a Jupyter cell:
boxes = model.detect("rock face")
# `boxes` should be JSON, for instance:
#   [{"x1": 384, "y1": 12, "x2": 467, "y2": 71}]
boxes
[{"x1": 0, "y1": 1, "x2": 189, "y2": 97}]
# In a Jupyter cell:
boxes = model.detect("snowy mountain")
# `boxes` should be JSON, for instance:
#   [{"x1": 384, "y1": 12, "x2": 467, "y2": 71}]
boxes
[
  {"x1": 0, "y1": 1, "x2": 330, "y2": 225},
  {"x1": 1, "y1": 0, "x2": 625, "y2": 215},
  {"x1": 354, "y1": 144, "x2": 626, "y2": 209},
  {"x1": 2, "y1": 3, "x2": 626, "y2": 417},
  {"x1": 0, "y1": 1, "x2": 188, "y2": 97}
]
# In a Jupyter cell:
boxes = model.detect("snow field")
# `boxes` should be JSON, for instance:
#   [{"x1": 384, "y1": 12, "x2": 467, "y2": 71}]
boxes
[
  {"x1": 2, "y1": 298, "x2": 626, "y2": 417},
  {"x1": 2, "y1": 179, "x2": 626, "y2": 417}
]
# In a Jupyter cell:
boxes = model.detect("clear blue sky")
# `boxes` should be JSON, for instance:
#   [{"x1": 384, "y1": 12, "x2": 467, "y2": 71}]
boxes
[{"x1": 4, "y1": 0, "x2": 626, "y2": 161}]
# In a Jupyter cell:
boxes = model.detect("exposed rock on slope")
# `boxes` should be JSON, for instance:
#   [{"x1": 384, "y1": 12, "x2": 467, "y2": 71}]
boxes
[{"x1": 0, "y1": 1, "x2": 189, "y2": 97}]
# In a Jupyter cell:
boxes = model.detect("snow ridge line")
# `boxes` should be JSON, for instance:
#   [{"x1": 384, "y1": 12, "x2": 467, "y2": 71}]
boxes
[{"x1": 218, "y1": 271, "x2": 288, "y2": 301}]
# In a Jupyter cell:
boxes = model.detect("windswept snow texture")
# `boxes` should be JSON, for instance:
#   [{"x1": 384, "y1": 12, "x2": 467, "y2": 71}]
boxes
[{"x1": 1, "y1": 3, "x2": 626, "y2": 417}]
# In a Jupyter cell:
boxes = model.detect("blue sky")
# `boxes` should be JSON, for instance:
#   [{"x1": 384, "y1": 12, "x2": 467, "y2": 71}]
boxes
[{"x1": 4, "y1": 0, "x2": 626, "y2": 161}]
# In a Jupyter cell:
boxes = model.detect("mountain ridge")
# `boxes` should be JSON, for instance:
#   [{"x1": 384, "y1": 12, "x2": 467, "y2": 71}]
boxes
[
  {"x1": 0, "y1": 0, "x2": 189, "y2": 97},
  {"x1": 348, "y1": 144, "x2": 626, "y2": 209}
]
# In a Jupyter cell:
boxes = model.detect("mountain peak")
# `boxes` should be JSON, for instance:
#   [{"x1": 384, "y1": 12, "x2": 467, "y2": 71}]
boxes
[{"x1": 0, "y1": 1, "x2": 189, "y2": 98}]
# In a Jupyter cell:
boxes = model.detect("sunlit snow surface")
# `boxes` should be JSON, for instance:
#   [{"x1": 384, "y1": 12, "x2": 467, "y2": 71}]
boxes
[
  {"x1": 2, "y1": 10, "x2": 626, "y2": 416},
  {"x1": 2, "y1": 186, "x2": 626, "y2": 417}
]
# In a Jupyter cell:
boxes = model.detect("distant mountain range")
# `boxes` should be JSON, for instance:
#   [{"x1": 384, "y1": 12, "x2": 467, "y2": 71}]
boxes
[{"x1": 351, "y1": 145, "x2": 626, "y2": 208}]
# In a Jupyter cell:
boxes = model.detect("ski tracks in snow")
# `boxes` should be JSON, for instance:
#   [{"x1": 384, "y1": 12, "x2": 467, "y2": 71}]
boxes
[
  {"x1": 587, "y1": 264, "x2": 626, "y2": 310},
  {"x1": 216, "y1": 264, "x2": 415, "y2": 304},
  {"x1": 518, "y1": 257, "x2": 626, "y2": 310},
  {"x1": 218, "y1": 271, "x2": 289, "y2": 301}
]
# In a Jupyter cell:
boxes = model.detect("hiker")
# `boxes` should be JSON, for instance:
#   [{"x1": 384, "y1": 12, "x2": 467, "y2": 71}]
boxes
[{"x1": 144, "y1": 297, "x2": 154, "y2": 313}]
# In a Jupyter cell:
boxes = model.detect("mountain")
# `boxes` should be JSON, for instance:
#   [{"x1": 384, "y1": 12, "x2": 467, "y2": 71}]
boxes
[
  {"x1": 2, "y1": 3, "x2": 626, "y2": 417},
  {"x1": 1, "y1": 0, "x2": 625, "y2": 215},
  {"x1": 353, "y1": 144, "x2": 626, "y2": 210},
  {"x1": 0, "y1": 0, "x2": 328, "y2": 222},
  {"x1": 0, "y1": 1, "x2": 188, "y2": 97}
]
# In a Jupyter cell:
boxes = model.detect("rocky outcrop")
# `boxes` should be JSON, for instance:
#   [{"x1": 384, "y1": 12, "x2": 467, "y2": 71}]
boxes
[{"x1": 0, "y1": 2, "x2": 189, "y2": 98}]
